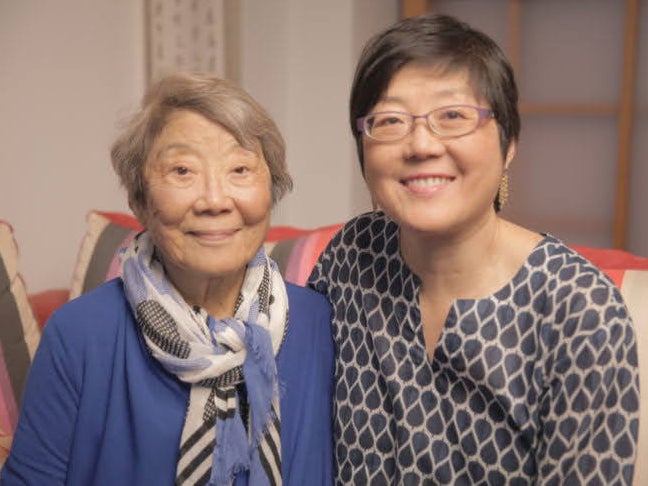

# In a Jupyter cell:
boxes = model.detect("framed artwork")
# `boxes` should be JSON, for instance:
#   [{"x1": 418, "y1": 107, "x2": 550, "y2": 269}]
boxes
[{"x1": 145, "y1": 0, "x2": 240, "y2": 85}]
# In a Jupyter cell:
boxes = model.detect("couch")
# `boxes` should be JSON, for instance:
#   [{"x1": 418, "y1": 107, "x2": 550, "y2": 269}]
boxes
[{"x1": 1, "y1": 211, "x2": 647, "y2": 483}]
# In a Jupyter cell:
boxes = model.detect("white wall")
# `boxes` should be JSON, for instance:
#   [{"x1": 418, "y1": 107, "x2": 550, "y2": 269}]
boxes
[
  {"x1": 2, "y1": 1, "x2": 645, "y2": 295},
  {"x1": 0, "y1": 0, "x2": 144, "y2": 292},
  {"x1": 240, "y1": 0, "x2": 397, "y2": 227},
  {"x1": 0, "y1": 0, "x2": 398, "y2": 293}
]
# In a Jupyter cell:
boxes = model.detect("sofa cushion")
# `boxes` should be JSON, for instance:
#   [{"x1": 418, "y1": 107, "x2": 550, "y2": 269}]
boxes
[
  {"x1": 69, "y1": 211, "x2": 143, "y2": 299},
  {"x1": 571, "y1": 247, "x2": 648, "y2": 485},
  {"x1": 617, "y1": 269, "x2": 648, "y2": 486},
  {"x1": 28, "y1": 289, "x2": 70, "y2": 330},
  {"x1": 0, "y1": 221, "x2": 41, "y2": 464},
  {"x1": 264, "y1": 224, "x2": 342, "y2": 285}
]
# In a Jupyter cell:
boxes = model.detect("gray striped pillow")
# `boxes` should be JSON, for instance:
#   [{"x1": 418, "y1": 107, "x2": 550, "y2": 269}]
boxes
[
  {"x1": 69, "y1": 211, "x2": 141, "y2": 299},
  {"x1": 0, "y1": 220, "x2": 41, "y2": 464}
]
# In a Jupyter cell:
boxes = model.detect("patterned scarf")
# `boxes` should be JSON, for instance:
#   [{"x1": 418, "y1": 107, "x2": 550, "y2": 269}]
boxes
[{"x1": 120, "y1": 231, "x2": 286, "y2": 486}]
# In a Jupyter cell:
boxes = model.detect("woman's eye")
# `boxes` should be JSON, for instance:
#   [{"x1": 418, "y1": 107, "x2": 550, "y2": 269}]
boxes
[
  {"x1": 173, "y1": 166, "x2": 189, "y2": 175},
  {"x1": 439, "y1": 109, "x2": 466, "y2": 120},
  {"x1": 233, "y1": 165, "x2": 249, "y2": 174},
  {"x1": 373, "y1": 115, "x2": 404, "y2": 127}
]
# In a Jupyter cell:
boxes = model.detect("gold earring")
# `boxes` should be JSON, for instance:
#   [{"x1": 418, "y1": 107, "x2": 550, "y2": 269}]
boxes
[{"x1": 498, "y1": 170, "x2": 509, "y2": 210}]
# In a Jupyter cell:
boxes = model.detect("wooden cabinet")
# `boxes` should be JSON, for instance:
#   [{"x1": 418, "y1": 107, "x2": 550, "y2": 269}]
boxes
[{"x1": 400, "y1": 0, "x2": 644, "y2": 252}]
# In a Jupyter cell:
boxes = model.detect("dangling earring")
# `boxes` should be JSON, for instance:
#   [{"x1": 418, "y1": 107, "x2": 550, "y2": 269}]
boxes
[{"x1": 497, "y1": 169, "x2": 509, "y2": 210}]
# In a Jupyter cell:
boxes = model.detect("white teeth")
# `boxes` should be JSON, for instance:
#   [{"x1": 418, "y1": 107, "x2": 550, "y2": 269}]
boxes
[{"x1": 406, "y1": 177, "x2": 451, "y2": 188}]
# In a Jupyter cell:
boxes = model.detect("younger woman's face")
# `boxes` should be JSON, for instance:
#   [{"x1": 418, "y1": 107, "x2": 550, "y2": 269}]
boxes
[{"x1": 362, "y1": 64, "x2": 515, "y2": 239}]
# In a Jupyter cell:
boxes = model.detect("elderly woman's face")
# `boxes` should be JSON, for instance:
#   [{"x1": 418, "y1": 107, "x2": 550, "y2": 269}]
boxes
[{"x1": 137, "y1": 109, "x2": 272, "y2": 291}]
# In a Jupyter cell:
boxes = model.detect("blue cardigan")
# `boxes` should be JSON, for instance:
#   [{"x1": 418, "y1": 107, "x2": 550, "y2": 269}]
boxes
[{"x1": 1, "y1": 279, "x2": 334, "y2": 485}]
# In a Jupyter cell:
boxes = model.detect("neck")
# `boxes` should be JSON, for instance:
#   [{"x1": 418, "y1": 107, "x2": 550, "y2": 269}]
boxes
[
  {"x1": 165, "y1": 266, "x2": 246, "y2": 319},
  {"x1": 400, "y1": 214, "x2": 517, "y2": 300}
]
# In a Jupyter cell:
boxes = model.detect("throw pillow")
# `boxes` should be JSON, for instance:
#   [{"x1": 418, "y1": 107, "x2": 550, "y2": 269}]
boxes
[
  {"x1": 69, "y1": 211, "x2": 142, "y2": 299},
  {"x1": 0, "y1": 220, "x2": 41, "y2": 465},
  {"x1": 264, "y1": 224, "x2": 342, "y2": 285},
  {"x1": 616, "y1": 269, "x2": 648, "y2": 486}
]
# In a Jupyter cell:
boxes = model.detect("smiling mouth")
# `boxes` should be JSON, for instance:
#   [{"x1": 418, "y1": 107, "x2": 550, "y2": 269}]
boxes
[
  {"x1": 402, "y1": 176, "x2": 454, "y2": 188},
  {"x1": 188, "y1": 230, "x2": 238, "y2": 241}
]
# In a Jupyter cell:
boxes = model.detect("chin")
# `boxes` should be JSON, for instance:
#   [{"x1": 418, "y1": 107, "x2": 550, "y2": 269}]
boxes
[
  {"x1": 400, "y1": 214, "x2": 463, "y2": 237},
  {"x1": 386, "y1": 206, "x2": 446, "y2": 228}
]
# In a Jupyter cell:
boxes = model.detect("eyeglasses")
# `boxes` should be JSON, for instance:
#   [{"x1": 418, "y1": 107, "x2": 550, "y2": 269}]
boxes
[{"x1": 356, "y1": 104, "x2": 495, "y2": 142}]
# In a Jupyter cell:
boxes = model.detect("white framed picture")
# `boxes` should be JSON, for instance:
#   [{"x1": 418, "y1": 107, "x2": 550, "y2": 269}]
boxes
[{"x1": 145, "y1": 0, "x2": 231, "y2": 85}]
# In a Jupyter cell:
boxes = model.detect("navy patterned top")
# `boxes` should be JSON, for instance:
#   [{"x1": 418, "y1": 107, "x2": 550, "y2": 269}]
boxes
[{"x1": 308, "y1": 212, "x2": 639, "y2": 486}]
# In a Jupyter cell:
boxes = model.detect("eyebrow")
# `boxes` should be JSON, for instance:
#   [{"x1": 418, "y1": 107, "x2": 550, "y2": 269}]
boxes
[
  {"x1": 153, "y1": 143, "x2": 196, "y2": 160},
  {"x1": 152, "y1": 140, "x2": 256, "y2": 163}
]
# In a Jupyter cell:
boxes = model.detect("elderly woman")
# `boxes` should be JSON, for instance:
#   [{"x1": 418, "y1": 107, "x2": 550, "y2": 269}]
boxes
[
  {"x1": 2, "y1": 73, "x2": 334, "y2": 485},
  {"x1": 308, "y1": 13, "x2": 639, "y2": 485}
]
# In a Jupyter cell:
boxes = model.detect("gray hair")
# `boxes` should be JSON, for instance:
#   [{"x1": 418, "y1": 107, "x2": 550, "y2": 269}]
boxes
[{"x1": 111, "y1": 72, "x2": 292, "y2": 211}]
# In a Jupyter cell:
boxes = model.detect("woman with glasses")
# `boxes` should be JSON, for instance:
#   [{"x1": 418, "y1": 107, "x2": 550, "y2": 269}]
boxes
[{"x1": 308, "y1": 13, "x2": 639, "y2": 485}]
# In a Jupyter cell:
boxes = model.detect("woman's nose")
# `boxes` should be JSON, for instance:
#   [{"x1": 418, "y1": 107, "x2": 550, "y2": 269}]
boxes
[
  {"x1": 195, "y1": 173, "x2": 233, "y2": 213},
  {"x1": 406, "y1": 119, "x2": 446, "y2": 159}
]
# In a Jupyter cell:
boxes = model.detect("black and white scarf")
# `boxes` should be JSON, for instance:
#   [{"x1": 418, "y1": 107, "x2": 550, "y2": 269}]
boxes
[{"x1": 120, "y1": 231, "x2": 286, "y2": 486}]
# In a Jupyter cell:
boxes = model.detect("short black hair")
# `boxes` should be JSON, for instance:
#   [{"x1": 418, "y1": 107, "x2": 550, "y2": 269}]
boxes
[{"x1": 350, "y1": 13, "x2": 520, "y2": 175}]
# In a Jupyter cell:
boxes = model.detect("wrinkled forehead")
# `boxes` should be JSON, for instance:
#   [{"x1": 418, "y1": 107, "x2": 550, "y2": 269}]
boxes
[{"x1": 153, "y1": 107, "x2": 263, "y2": 155}]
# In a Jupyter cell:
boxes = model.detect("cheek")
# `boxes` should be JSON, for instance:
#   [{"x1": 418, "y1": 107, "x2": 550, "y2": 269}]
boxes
[
  {"x1": 140, "y1": 211, "x2": 183, "y2": 263},
  {"x1": 231, "y1": 171, "x2": 273, "y2": 222},
  {"x1": 362, "y1": 146, "x2": 397, "y2": 189},
  {"x1": 479, "y1": 125, "x2": 507, "y2": 163},
  {"x1": 145, "y1": 184, "x2": 194, "y2": 225},
  {"x1": 363, "y1": 137, "x2": 398, "y2": 167},
  {"x1": 448, "y1": 131, "x2": 504, "y2": 172},
  {"x1": 239, "y1": 185, "x2": 272, "y2": 225}
]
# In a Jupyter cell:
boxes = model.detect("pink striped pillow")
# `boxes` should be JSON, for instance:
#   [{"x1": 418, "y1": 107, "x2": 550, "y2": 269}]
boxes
[{"x1": 263, "y1": 224, "x2": 342, "y2": 285}]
